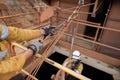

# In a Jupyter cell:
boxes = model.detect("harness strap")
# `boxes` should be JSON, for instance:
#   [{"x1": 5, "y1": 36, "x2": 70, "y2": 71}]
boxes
[{"x1": 0, "y1": 24, "x2": 9, "y2": 40}]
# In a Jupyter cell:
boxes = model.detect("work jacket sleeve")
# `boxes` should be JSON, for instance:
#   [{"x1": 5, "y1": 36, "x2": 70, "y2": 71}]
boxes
[
  {"x1": 77, "y1": 63, "x2": 83, "y2": 74},
  {"x1": 6, "y1": 27, "x2": 43, "y2": 42},
  {"x1": 0, "y1": 54, "x2": 26, "y2": 73}
]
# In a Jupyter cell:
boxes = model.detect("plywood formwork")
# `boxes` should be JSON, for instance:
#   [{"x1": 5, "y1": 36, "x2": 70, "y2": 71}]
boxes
[{"x1": 99, "y1": 0, "x2": 120, "y2": 59}]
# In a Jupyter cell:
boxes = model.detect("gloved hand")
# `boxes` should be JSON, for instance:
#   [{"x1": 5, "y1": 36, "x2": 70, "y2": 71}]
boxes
[
  {"x1": 42, "y1": 26, "x2": 56, "y2": 38},
  {"x1": 28, "y1": 40, "x2": 43, "y2": 55}
]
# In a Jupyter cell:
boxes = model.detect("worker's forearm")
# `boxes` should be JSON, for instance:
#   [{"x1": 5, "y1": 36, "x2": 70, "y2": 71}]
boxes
[
  {"x1": 23, "y1": 49, "x2": 33, "y2": 59},
  {"x1": 6, "y1": 27, "x2": 44, "y2": 42}
]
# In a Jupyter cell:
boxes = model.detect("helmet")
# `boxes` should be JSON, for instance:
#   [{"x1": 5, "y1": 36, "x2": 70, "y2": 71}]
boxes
[{"x1": 72, "y1": 50, "x2": 81, "y2": 60}]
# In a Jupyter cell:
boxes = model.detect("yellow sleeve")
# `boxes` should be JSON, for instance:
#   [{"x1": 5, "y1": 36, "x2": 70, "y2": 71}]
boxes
[
  {"x1": 0, "y1": 54, "x2": 26, "y2": 73},
  {"x1": 77, "y1": 63, "x2": 83, "y2": 74},
  {"x1": 6, "y1": 27, "x2": 42, "y2": 42}
]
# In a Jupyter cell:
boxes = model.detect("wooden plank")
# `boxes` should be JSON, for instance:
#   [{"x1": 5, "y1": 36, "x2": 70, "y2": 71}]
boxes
[
  {"x1": 40, "y1": 7, "x2": 54, "y2": 22},
  {"x1": 54, "y1": 46, "x2": 120, "y2": 75},
  {"x1": 58, "y1": 40, "x2": 120, "y2": 67},
  {"x1": 0, "y1": 12, "x2": 37, "y2": 19},
  {"x1": 11, "y1": 42, "x2": 91, "y2": 80}
]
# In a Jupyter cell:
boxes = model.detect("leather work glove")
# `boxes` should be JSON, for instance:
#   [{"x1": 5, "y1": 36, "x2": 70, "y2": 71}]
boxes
[
  {"x1": 28, "y1": 40, "x2": 43, "y2": 55},
  {"x1": 42, "y1": 26, "x2": 56, "y2": 38}
]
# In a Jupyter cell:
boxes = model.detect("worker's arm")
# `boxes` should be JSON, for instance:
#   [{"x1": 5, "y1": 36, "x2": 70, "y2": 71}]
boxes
[
  {"x1": 0, "y1": 40, "x2": 42, "y2": 73},
  {"x1": 0, "y1": 49, "x2": 33, "y2": 73},
  {"x1": 0, "y1": 25, "x2": 55, "y2": 42},
  {"x1": 6, "y1": 27, "x2": 44, "y2": 42},
  {"x1": 77, "y1": 63, "x2": 83, "y2": 74}
]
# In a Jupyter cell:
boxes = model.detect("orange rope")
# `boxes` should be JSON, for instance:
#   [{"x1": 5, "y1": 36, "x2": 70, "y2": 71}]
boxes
[
  {"x1": 27, "y1": 3, "x2": 84, "y2": 80},
  {"x1": 31, "y1": 5, "x2": 82, "y2": 79}
]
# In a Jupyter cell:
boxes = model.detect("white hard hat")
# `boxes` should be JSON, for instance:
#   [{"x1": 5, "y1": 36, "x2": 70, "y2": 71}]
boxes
[{"x1": 72, "y1": 50, "x2": 81, "y2": 60}]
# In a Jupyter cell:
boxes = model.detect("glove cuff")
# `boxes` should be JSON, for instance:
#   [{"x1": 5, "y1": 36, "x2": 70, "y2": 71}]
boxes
[{"x1": 28, "y1": 45, "x2": 37, "y2": 55}]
